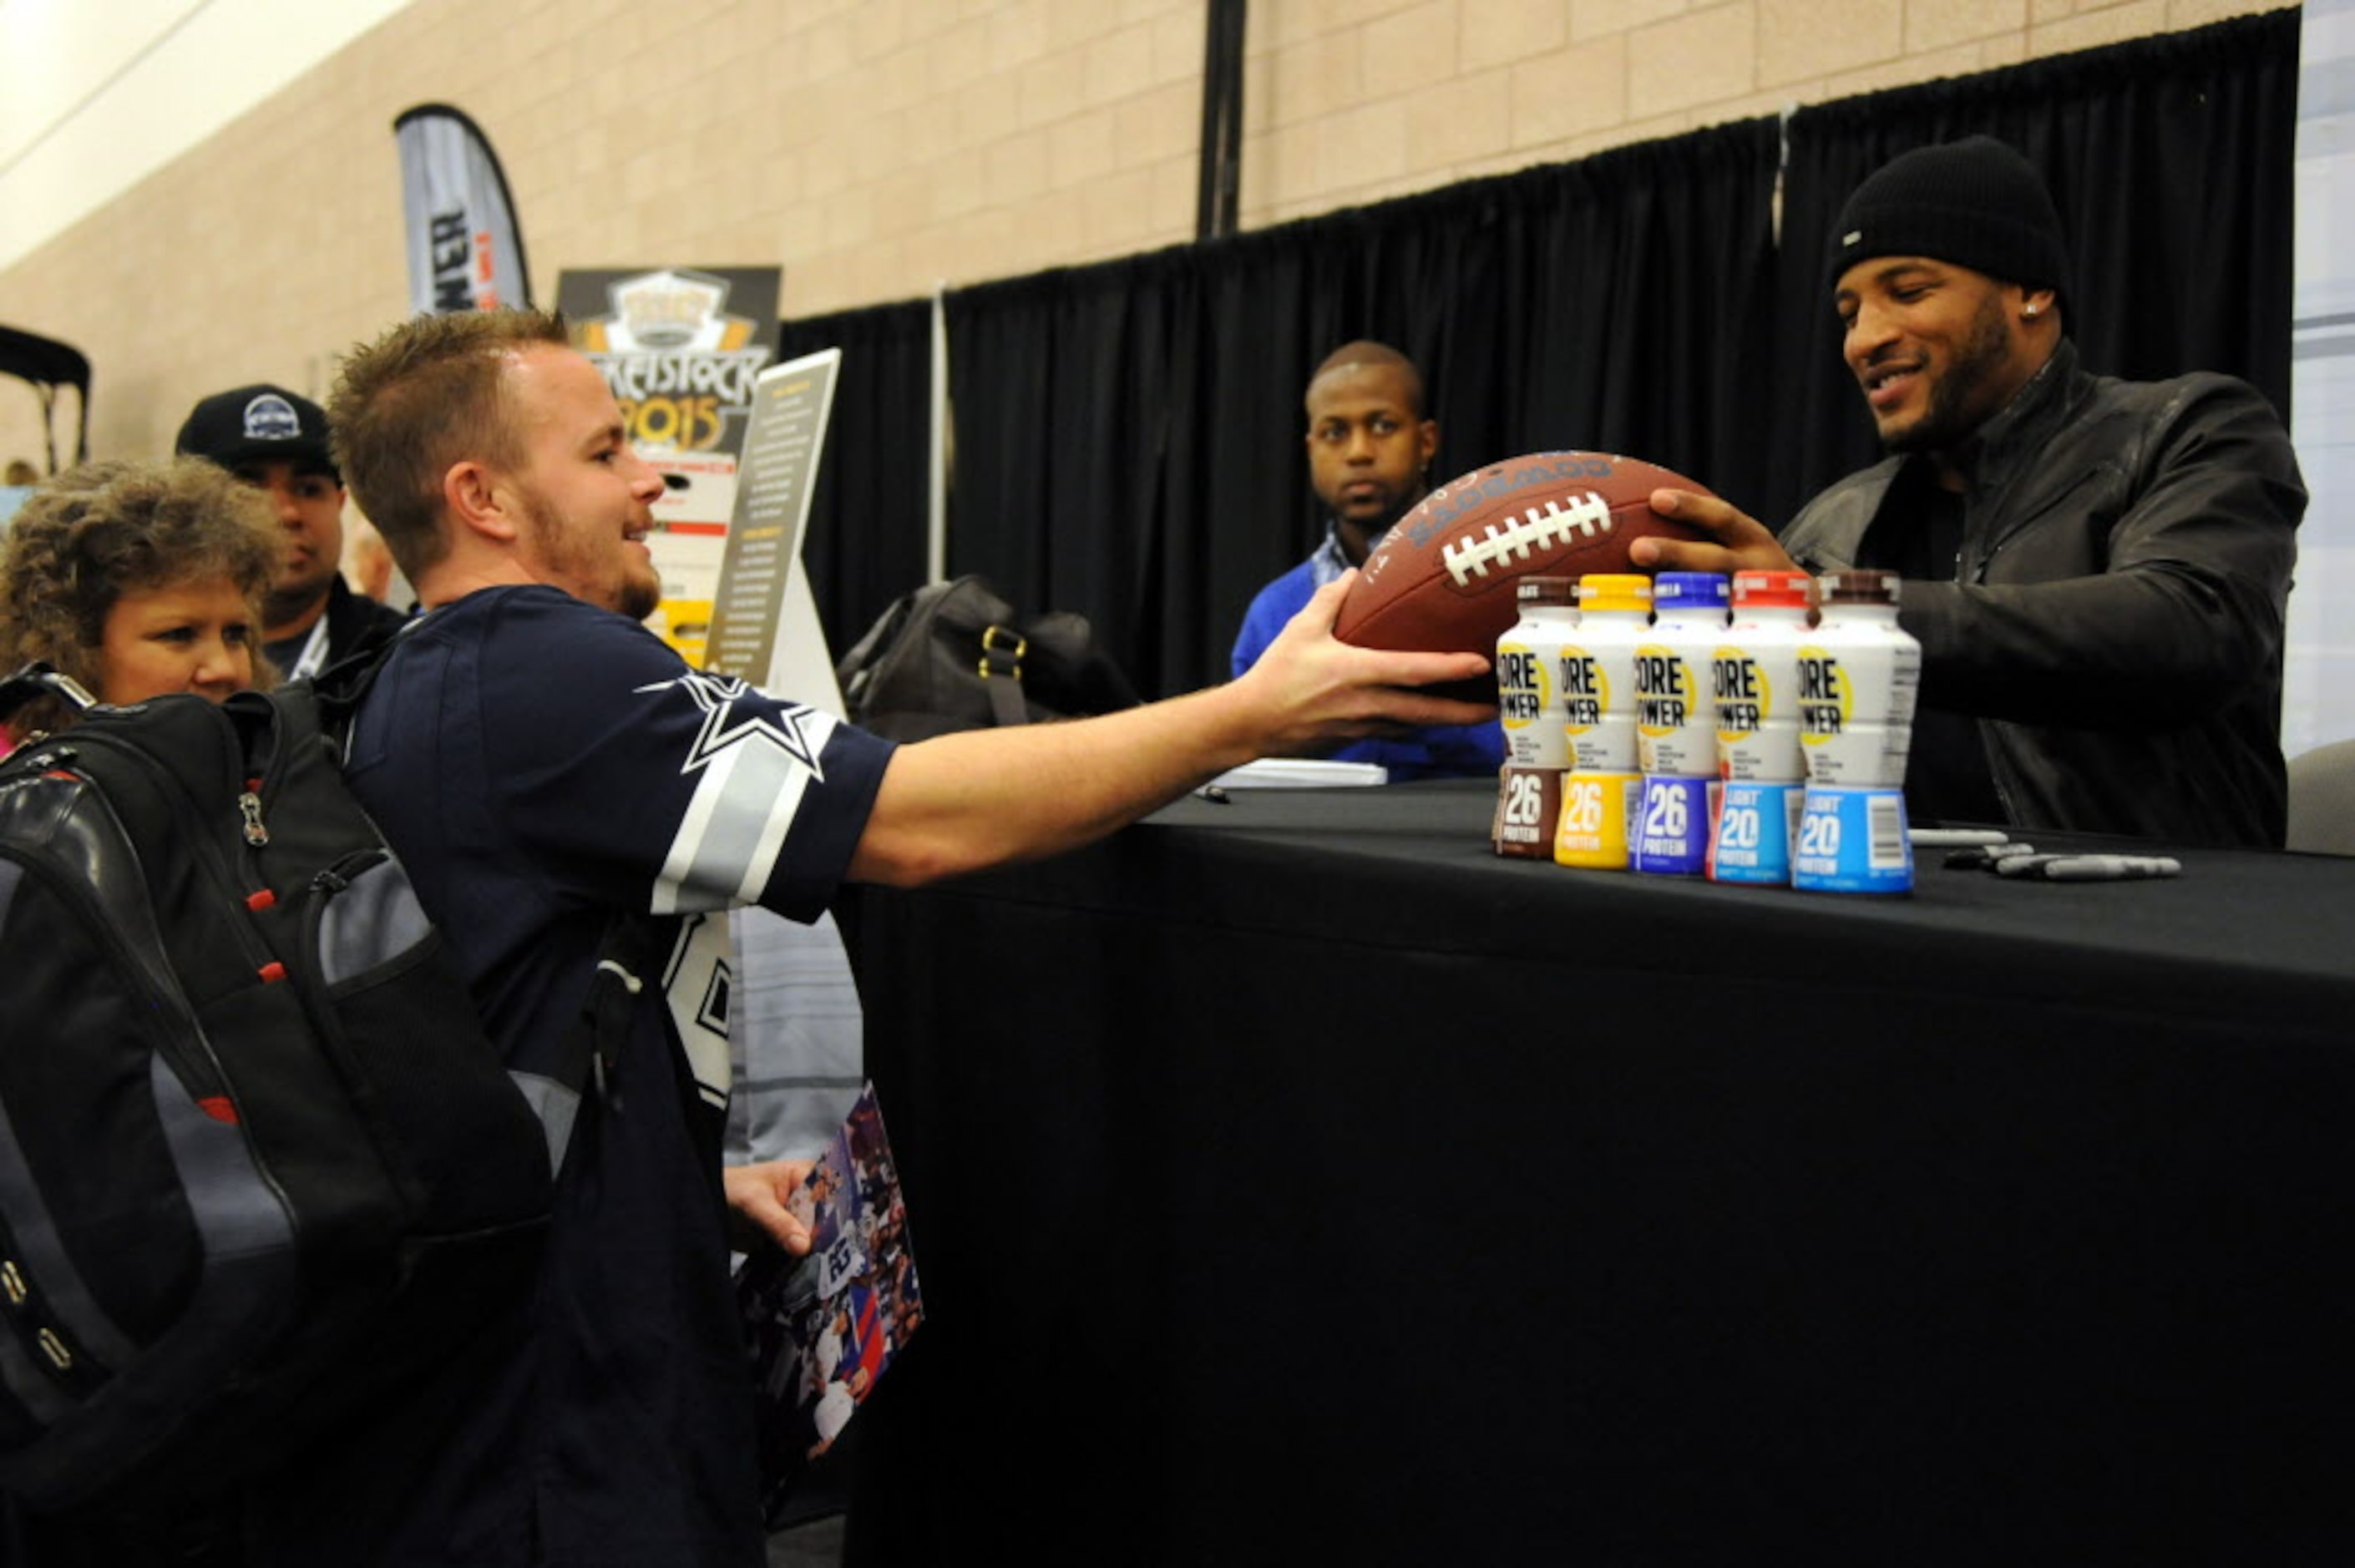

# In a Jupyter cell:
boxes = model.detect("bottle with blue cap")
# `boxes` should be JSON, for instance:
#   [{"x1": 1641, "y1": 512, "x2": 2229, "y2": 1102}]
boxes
[{"x1": 1633, "y1": 572, "x2": 1730, "y2": 877}]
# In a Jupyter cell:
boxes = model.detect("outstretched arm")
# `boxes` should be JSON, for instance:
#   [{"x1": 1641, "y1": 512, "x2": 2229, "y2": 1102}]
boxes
[{"x1": 848, "y1": 574, "x2": 1493, "y2": 887}]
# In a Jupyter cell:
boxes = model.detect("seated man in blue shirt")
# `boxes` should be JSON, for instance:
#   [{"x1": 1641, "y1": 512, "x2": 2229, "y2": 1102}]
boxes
[{"x1": 1231, "y1": 341, "x2": 1505, "y2": 781}]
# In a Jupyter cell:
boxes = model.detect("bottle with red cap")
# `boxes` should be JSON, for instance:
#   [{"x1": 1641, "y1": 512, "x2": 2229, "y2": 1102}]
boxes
[{"x1": 1708, "y1": 569, "x2": 1813, "y2": 886}]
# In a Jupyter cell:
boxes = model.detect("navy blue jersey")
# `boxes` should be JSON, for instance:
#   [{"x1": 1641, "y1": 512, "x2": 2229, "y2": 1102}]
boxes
[{"x1": 285, "y1": 586, "x2": 894, "y2": 1566}]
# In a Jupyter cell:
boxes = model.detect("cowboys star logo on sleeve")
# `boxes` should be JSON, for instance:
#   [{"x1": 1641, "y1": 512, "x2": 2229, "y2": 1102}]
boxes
[{"x1": 636, "y1": 669, "x2": 836, "y2": 915}]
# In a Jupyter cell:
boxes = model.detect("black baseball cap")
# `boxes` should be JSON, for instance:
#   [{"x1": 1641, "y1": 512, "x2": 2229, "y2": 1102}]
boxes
[{"x1": 175, "y1": 384, "x2": 340, "y2": 481}]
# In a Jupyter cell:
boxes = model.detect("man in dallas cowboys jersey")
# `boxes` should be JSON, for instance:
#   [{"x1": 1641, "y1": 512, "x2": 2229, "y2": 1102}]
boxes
[{"x1": 270, "y1": 308, "x2": 1492, "y2": 1568}]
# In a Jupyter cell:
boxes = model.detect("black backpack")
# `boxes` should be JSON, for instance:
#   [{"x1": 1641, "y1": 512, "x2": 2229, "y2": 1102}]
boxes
[
  {"x1": 0, "y1": 654, "x2": 646, "y2": 1511},
  {"x1": 834, "y1": 574, "x2": 1142, "y2": 741}
]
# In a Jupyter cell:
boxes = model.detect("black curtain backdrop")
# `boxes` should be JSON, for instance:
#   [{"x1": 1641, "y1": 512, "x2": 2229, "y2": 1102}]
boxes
[
  {"x1": 1766, "y1": 7, "x2": 2302, "y2": 520},
  {"x1": 778, "y1": 9, "x2": 2296, "y2": 701},
  {"x1": 777, "y1": 299, "x2": 933, "y2": 657}
]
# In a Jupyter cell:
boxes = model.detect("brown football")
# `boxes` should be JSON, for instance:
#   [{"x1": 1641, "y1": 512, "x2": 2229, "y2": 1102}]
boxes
[{"x1": 1335, "y1": 451, "x2": 1713, "y2": 668}]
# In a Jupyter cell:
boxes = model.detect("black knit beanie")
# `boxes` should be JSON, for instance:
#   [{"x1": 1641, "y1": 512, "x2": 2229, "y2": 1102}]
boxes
[{"x1": 1830, "y1": 136, "x2": 2071, "y2": 305}]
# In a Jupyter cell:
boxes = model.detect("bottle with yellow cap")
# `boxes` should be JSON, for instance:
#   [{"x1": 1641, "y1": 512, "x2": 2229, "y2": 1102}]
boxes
[{"x1": 1553, "y1": 574, "x2": 1652, "y2": 870}]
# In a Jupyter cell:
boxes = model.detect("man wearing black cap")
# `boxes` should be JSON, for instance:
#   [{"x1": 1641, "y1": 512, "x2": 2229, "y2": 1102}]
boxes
[
  {"x1": 1637, "y1": 135, "x2": 2304, "y2": 847},
  {"x1": 176, "y1": 384, "x2": 410, "y2": 679}
]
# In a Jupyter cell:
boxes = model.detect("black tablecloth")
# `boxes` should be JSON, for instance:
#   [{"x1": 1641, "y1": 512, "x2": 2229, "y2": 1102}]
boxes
[{"x1": 838, "y1": 781, "x2": 2355, "y2": 1565}]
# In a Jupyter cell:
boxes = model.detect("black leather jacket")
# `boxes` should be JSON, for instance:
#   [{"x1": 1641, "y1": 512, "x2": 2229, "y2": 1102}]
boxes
[{"x1": 1780, "y1": 341, "x2": 2304, "y2": 847}]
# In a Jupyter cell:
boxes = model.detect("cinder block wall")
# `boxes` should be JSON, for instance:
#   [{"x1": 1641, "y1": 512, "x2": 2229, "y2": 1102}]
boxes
[{"x1": 0, "y1": 0, "x2": 2284, "y2": 466}]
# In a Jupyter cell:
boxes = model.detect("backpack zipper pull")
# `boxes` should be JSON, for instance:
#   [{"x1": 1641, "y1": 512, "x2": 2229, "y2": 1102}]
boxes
[{"x1": 238, "y1": 789, "x2": 270, "y2": 847}]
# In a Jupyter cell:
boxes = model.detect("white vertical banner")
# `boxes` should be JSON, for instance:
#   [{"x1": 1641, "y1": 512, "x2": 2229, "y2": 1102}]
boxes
[
  {"x1": 2288, "y1": 1, "x2": 2355, "y2": 756},
  {"x1": 393, "y1": 104, "x2": 533, "y2": 316}
]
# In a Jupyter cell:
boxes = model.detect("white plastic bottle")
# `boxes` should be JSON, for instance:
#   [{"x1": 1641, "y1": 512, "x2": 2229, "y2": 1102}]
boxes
[
  {"x1": 1793, "y1": 569, "x2": 1922, "y2": 893},
  {"x1": 1709, "y1": 570, "x2": 1814, "y2": 886},
  {"x1": 1492, "y1": 575, "x2": 1578, "y2": 859},
  {"x1": 1633, "y1": 572, "x2": 1730, "y2": 877},
  {"x1": 1796, "y1": 569, "x2": 1921, "y2": 791},
  {"x1": 1553, "y1": 574, "x2": 1651, "y2": 870}
]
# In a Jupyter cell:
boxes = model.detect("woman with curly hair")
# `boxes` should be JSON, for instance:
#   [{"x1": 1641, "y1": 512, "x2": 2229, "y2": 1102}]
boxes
[{"x1": 1, "y1": 457, "x2": 281, "y2": 745}]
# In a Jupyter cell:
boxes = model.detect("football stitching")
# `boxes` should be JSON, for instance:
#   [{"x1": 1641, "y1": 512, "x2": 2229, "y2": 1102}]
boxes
[{"x1": 1439, "y1": 491, "x2": 1613, "y2": 585}]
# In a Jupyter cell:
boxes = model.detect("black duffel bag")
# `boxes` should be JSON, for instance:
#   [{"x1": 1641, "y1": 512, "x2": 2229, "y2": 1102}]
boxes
[{"x1": 834, "y1": 574, "x2": 1141, "y2": 741}]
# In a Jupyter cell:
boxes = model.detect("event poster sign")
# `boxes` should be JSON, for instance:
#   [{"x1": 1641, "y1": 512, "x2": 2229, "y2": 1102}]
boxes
[
  {"x1": 701, "y1": 350, "x2": 840, "y2": 695},
  {"x1": 556, "y1": 265, "x2": 782, "y2": 662},
  {"x1": 737, "y1": 1083, "x2": 923, "y2": 1520}
]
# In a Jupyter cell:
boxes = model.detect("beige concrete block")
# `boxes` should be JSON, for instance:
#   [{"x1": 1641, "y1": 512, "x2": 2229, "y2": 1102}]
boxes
[
  {"x1": 828, "y1": 180, "x2": 878, "y2": 250},
  {"x1": 2030, "y1": 0, "x2": 2074, "y2": 21},
  {"x1": 1016, "y1": 48, "x2": 1090, "y2": 127},
  {"x1": 1316, "y1": 98, "x2": 1413, "y2": 194},
  {"x1": 793, "y1": 239, "x2": 906, "y2": 316},
  {"x1": 1083, "y1": 20, "x2": 1162, "y2": 106},
  {"x1": 1114, "y1": 79, "x2": 1201, "y2": 165},
  {"x1": 836, "y1": 120, "x2": 889, "y2": 185},
  {"x1": 1080, "y1": 162, "x2": 1161, "y2": 250},
  {"x1": 863, "y1": 160, "x2": 929, "y2": 234},
  {"x1": 801, "y1": 134, "x2": 858, "y2": 199},
  {"x1": 621, "y1": 146, "x2": 667, "y2": 207},
  {"x1": 1629, "y1": 1, "x2": 1759, "y2": 111},
  {"x1": 1248, "y1": 0, "x2": 1334, "y2": 52},
  {"x1": 1561, "y1": 104, "x2": 1694, "y2": 160},
  {"x1": 798, "y1": 14, "x2": 858, "y2": 78},
  {"x1": 1261, "y1": 32, "x2": 1365, "y2": 129},
  {"x1": 1152, "y1": 5, "x2": 1206, "y2": 83},
  {"x1": 1820, "y1": 38, "x2": 1990, "y2": 99},
  {"x1": 899, "y1": 216, "x2": 987, "y2": 293},
  {"x1": 1046, "y1": 0, "x2": 1109, "y2": 48},
  {"x1": 1149, "y1": 151, "x2": 1200, "y2": 240},
  {"x1": 2028, "y1": 0, "x2": 2167, "y2": 52},
  {"x1": 1048, "y1": 105, "x2": 1122, "y2": 186},
  {"x1": 1757, "y1": 0, "x2": 1898, "y2": 88},
  {"x1": 1365, "y1": 1, "x2": 1461, "y2": 98},
  {"x1": 987, "y1": 0, "x2": 1052, "y2": 68},
  {"x1": 2169, "y1": 0, "x2": 2295, "y2": 27},
  {"x1": 1906, "y1": 0, "x2": 2028, "y2": 52},
  {"x1": 864, "y1": 43, "x2": 936, "y2": 115},
  {"x1": 1512, "y1": 34, "x2": 1628, "y2": 144},
  {"x1": 1573, "y1": 0, "x2": 1693, "y2": 41},
  {"x1": 1009, "y1": 185, "x2": 1091, "y2": 267},
  {"x1": 853, "y1": 0, "x2": 909, "y2": 61},
  {"x1": 1463, "y1": 0, "x2": 1572, "y2": 72},
  {"x1": 903, "y1": 94, "x2": 965, "y2": 164},
  {"x1": 1705, "y1": 83, "x2": 1811, "y2": 121},
  {"x1": 779, "y1": 0, "x2": 862, "y2": 28},
  {"x1": 956, "y1": 73, "x2": 1026, "y2": 146},
  {"x1": 1404, "y1": 66, "x2": 1517, "y2": 173},
  {"x1": 925, "y1": 16, "x2": 995, "y2": 96},
  {"x1": 986, "y1": 125, "x2": 1053, "y2": 205},
  {"x1": 1977, "y1": 31, "x2": 2030, "y2": 63},
  {"x1": 1255, "y1": 119, "x2": 1324, "y2": 210}
]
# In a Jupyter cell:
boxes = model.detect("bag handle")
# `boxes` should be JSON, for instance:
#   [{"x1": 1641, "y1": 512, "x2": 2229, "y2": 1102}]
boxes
[
  {"x1": 0, "y1": 661, "x2": 98, "y2": 727},
  {"x1": 978, "y1": 625, "x2": 1030, "y2": 727}
]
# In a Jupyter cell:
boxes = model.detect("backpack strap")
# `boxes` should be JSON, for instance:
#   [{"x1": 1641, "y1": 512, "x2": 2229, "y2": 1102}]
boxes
[
  {"x1": 573, "y1": 912, "x2": 681, "y2": 1125},
  {"x1": 0, "y1": 661, "x2": 98, "y2": 727}
]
